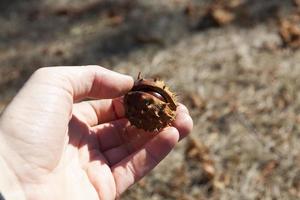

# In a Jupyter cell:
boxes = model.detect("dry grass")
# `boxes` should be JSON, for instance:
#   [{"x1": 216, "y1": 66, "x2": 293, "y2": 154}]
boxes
[{"x1": 1, "y1": 0, "x2": 300, "y2": 199}]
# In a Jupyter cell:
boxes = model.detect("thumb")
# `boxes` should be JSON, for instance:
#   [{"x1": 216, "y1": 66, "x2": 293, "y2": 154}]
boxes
[{"x1": 33, "y1": 65, "x2": 134, "y2": 101}]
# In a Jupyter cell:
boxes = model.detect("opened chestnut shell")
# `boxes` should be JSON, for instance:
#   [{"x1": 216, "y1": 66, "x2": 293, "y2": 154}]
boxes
[{"x1": 124, "y1": 75, "x2": 177, "y2": 132}]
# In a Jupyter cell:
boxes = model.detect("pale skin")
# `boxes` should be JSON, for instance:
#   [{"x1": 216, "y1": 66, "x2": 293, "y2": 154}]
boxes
[{"x1": 0, "y1": 66, "x2": 193, "y2": 200}]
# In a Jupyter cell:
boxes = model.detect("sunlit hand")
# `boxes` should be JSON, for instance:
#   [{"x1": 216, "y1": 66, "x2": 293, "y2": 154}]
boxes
[{"x1": 0, "y1": 66, "x2": 193, "y2": 200}]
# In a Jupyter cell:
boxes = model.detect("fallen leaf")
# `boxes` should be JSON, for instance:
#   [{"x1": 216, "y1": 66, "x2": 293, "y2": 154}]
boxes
[
  {"x1": 185, "y1": 138, "x2": 216, "y2": 180},
  {"x1": 294, "y1": 0, "x2": 300, "y2": 7},
  {"x1": 211, "y1": 7, "x2": 235, "y2": 26},
  {"x1": 279, "y1": 17, "x2": 300, "y2": 49},
  {"x1": 187, "y1": 93, "x2": 206, "y2": 111},
  {"x1": 259, "y1": 160, "x2": 279, "y2": 182}
]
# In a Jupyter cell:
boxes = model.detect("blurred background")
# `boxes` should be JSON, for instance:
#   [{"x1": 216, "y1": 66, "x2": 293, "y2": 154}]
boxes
[{"x1": 1, "y1": 0, "x2": 300, "y2": 199}]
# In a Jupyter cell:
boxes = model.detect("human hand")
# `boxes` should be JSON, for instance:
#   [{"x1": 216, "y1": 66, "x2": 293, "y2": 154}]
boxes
[{"x1": 0, "y1": 66, "x2": 193, "y2": 200}]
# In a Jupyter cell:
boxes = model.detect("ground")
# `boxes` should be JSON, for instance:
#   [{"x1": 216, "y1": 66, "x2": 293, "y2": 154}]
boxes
[{"x1": 1, "y1": 0, "x2": 300, "y2": 199}]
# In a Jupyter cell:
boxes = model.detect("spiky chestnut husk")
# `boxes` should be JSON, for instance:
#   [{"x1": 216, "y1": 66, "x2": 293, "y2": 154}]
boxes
[{"x1": 124, "y1": 76, "x2": 178, "y2": 132}]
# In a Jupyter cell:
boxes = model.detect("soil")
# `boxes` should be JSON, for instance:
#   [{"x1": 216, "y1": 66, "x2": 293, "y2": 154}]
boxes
[{"x1": 1, "y1": 0, "x2": 300, "y2": 199}]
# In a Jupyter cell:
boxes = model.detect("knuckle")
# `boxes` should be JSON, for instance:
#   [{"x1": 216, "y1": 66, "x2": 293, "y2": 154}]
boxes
[{"x1": 33, "y1": 67, "x2": 52, "y2": 77}]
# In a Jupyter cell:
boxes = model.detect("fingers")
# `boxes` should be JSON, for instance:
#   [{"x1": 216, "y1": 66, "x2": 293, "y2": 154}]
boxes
[
  {"x1": 103, "y1": 127, "x2": 156, "y2": 166},
  {"x1": 172, "y1": 103, "x2": 193, "y2": 140},
  {"x1": 111, "y1": 127, "x2": 179, "y2": 196},
  {"x1": 33, "y1": 66, "x2": 134, "y2": 101},
  {"x1": 73, "y1": 97, "x2": 125, "y2": 126},
  {"x1": 92, "y1": 118, "x2": 157, "y2": 153},
  {"x1": 103, "y1": 144, "x2": 130, "y2": 166},
  {"x1": 91, "y1": 103, "x2": 193, "y2": 159},
  {"x1": 91, "y1": 119, "x2": 129, "y2": 151},
  {"x1": 85, "y1": 150, "x2": 116, "y2": 200}
]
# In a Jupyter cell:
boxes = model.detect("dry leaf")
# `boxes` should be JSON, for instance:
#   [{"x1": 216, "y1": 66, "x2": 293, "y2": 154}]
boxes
[
  {"x1": 279, "y1": 18, "x2": 300, "y2": 49},
  {"x1": 187, "y1": 93, "x2": 206, "y2": 111},
  {"x1": 259, "y1": 160, "x2": 279, "y2": 182},
  {"x1": 211, "y1": 7, "x2": 235, "y2": 26},
  {"x1": 186, "y1": 138, "x2": 216, "y2": 179}
]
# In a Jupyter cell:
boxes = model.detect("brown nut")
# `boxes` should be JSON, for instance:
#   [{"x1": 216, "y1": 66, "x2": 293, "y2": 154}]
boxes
[{"x1": 124, "y1": 75, "x2": 178, "y2": 132}]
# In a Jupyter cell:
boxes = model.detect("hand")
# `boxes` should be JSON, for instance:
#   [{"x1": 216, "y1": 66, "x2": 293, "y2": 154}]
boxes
[{"x1": 0, "y1": 66, "x2": 193, "y2": 200}]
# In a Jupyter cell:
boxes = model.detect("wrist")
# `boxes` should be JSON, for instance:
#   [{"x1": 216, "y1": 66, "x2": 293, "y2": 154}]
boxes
[{"x1": 0, "y1": 130, "x2": 26, "y2": 200}]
